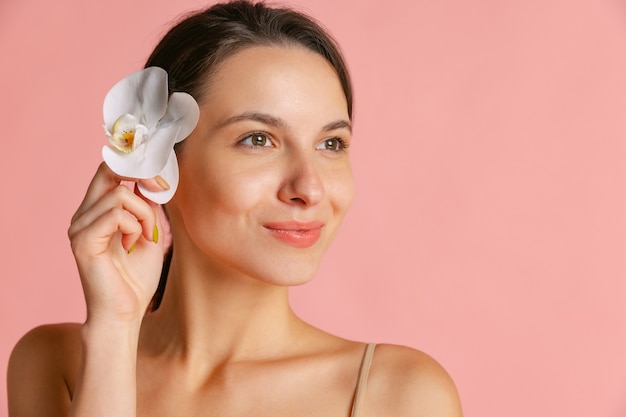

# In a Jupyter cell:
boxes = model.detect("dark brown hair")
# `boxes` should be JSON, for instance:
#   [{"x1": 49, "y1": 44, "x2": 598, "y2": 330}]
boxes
[{"x1": 145, "y1": 0, "x2": 353, "y2": 311}]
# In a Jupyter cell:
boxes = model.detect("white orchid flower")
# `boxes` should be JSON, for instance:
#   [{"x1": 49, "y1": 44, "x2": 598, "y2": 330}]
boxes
[{"x1": 102, "y1": 67, "x2": 199, "y2": 204}]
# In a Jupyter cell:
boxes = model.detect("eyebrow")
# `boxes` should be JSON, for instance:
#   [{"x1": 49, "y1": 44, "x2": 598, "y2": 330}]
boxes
[
  {"x1": 219, "y1": 111, "x2": 352, "y2": 133},
  {"x1": 322, "y1": 119, "x2": 352, "y2": 133}
]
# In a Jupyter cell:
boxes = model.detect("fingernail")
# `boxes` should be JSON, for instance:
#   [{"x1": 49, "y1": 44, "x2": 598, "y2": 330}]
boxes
[
  {"x1": 154, "y1": 175, "x2": 170, "y2": 190},
  {"x1": 127, "y1": 242, "x2": 136, "y2": 254},
  {"x1": 153, "y1": 225, "x2": 159, "y2": 244}
]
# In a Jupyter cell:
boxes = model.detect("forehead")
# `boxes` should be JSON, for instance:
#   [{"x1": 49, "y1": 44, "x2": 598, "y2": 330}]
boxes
[{"x1": 200, "y1": 45, "x2": 348, "y2": 121}]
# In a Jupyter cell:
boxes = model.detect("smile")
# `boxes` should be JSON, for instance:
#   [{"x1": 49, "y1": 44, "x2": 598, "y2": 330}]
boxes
[{"x1": 263, "y1": 221, "x2": 324, "y2": 248}]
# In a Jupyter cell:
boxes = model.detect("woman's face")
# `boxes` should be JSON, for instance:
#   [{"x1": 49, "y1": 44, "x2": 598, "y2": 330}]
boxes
[{"x1": 168, "y1": 45, "x2": 354, "y2": 286}]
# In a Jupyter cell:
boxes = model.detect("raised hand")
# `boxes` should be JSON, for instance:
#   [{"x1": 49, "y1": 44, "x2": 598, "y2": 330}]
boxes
[{"x1": 68, "y1": 162, "x2": 167, "y2": 324}]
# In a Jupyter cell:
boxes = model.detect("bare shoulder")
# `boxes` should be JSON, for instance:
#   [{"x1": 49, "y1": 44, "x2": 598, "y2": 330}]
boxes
[
  {"x1": 365, "y1": 343, "x2": 463, "y2": 417},
  {"x1": 8, "y1": 323, "x2": 82, "y2": 417}
]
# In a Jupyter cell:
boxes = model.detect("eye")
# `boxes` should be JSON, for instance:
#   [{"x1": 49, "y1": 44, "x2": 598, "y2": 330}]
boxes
[
  {"x1": 317, "y1": 137, "x2": 348, "y2": 152},
  {"x1": 240, "y1": 132, "x2": 272, "y2": 147}
]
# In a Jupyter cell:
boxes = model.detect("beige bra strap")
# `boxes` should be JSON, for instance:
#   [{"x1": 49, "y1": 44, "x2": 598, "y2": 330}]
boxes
[{"x1": 350, "y1": 343, "x2": 377, "y2": 417}]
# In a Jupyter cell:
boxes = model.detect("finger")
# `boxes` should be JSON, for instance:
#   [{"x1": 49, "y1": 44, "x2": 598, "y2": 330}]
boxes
[
  {"x1": 72, "y1": 163, "x2": 168, "y2": 223},
  {"x1": 69, "y1": 185, "x2": 156, "y2": 244},
  {"x1": 70, "y1": 207, "x2": 144, "y2": 257},
  {"x1": 72, "y1": 163, "x2": 126, "y2": 223},
  {"x1": 138, "y1": 175, "x2": 170, "y2": 193},
  {"x1": 69, "y1": 185, "x2": 157, "y2": 244}
]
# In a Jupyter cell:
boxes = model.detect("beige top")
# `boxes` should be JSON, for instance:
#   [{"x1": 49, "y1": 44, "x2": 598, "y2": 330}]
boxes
[{"x1": 350, "y1": 343, "x2": 377, "y2": 417}]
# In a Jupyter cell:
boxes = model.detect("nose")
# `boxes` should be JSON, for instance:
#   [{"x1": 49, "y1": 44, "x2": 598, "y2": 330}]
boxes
[{"x1": 277, "y1": 153, "x2": 325, "y2": 207}]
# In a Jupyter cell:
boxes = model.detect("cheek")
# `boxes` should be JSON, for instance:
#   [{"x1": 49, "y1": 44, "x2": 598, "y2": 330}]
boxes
[
  {"x1": 180, "y1": 154, "x2": 279, "y2": 222},
  {"x1": 326, "y1": 165, "x2": 355, "y2": 214}
]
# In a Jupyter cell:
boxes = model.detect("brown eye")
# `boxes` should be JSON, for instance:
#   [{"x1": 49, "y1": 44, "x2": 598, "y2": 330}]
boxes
[
  {"x1": 252, "y1": 134, "x2": 268, "y2": 146},
  {"x1": 241, "y1": 132, "x2": 272, "y2": 147},
  {"x1": 325, "y1": 139, "x2": 338, "y2": 151},
  {"x1": 317, "y1": 137, "x2": 347, "y2": 152}
]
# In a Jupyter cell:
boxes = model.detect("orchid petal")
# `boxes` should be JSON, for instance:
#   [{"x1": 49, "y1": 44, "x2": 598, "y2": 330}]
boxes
[
  {"x1": 137, "y1": 150, "x2": 179, "y2": 204},
  {"x1": 103, "y1": 67, "x2": 168, "y2": 130},
  {"x1": 133, "y1": 124, "x2": 149, "y2": 149},
  {"x1": 140, "y1": 123, "x2": 181, "y2": 167},
  {"x1": 158, "y1": 92, "x2": 200, "y2": 143}
]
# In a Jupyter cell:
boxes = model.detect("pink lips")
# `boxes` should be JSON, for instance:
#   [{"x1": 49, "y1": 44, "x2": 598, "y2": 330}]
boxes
[{"x1": 263, "y1": 221, "x2": 324, "y2": 248}]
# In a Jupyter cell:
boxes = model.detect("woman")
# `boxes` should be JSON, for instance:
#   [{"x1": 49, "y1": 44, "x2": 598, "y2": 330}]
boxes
[{"x1": 8, "y1": 1, "x2": 462, "y2": 416}]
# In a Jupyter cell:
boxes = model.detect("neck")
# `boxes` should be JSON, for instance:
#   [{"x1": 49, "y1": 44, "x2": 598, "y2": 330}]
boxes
[{"x1": 140, "y1": 250, "x2": 304, "y2": 364}]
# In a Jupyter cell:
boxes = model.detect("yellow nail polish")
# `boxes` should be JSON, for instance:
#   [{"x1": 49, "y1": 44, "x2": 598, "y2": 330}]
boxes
[
  {"x1": 127, "y1": 243, "x2": 136, "y2": 254},
  {"x1": 154, "y1": 175, "x2": 170, "y2": 190},
  {"x1": 153, "y1": 225, "x2": 159, "y2": 244}
]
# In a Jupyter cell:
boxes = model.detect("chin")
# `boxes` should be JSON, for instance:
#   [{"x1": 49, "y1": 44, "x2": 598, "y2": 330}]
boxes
[{"x1": 248, "y1": 255, "x2": 323, "y2": 287}]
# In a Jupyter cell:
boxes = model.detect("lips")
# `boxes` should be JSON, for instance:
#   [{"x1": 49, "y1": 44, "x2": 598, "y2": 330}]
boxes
[{"x1": 263, "y1": 221, "x2": 324, "y2": 248}]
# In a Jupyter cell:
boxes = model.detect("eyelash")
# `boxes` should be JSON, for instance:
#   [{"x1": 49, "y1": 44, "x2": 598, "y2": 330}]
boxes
[{"x1": 238, "y1": 131, "x2": 349, "y2": 153}]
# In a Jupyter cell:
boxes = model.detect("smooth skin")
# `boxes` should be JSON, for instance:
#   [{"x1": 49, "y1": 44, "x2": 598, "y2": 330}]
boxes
[{"x1": 8, "y1": 46, "x2": 463, "y2": 417}]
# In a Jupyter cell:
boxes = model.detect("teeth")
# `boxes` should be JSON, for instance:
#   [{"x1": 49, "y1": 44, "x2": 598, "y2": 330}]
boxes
[{"x1": 108, "y1": 114, "x2": 139, "y2": 153}]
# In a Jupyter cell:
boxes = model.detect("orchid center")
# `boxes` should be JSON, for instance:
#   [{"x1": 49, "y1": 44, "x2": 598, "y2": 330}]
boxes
[{"x1": 108, "y1": 114, "x2": 148, "y2": 153}]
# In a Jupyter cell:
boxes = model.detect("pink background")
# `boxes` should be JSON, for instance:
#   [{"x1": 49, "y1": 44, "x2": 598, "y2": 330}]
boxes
[{"x1": 1, "y1": 0, "x2": 625, "y2": 416}]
